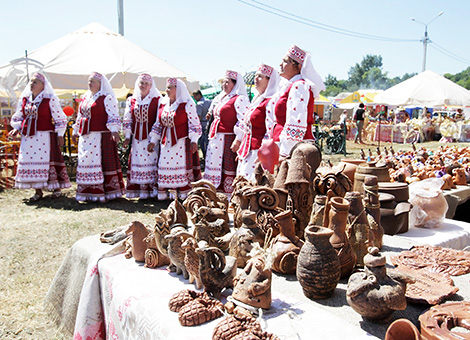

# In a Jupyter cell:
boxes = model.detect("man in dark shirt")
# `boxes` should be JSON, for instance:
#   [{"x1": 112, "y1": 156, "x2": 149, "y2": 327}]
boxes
[
  {"x1": 354, "y1": 103, "x2": 365, "y2": 144},
  {"x1": 192, "y1": 90, "x2": 211, "y2": 159}
]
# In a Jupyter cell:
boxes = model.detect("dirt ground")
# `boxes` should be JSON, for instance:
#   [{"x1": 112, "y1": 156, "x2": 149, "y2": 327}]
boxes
[{"x1": 0, "y1": 140, "x2": 465, "y2": 339}]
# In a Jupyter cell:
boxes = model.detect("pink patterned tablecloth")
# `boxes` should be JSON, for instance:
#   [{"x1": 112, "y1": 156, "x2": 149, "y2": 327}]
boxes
[{"x1": 374, "y1": 124, "x2": 419, "y2": 144}]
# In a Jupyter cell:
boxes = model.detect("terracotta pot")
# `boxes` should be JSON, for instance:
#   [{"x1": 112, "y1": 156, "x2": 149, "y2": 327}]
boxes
[
  {"x1": 309, "y1": 195, "x2": 327, "y2": 226},
  {"x1": 327, "y1": 197, "x2": 356, "y2": 278},
  {"x1": 338, "y1": 159, "x2": 366, "y2": 183},
  {"x1": 378, "y1": 182, "x2": 409, "y2": 202},
  {"x1": 354, "y1": 161, "x2": 391, "y2": 193},
  {"x1": 296, "y1": 225, "x2": 340, "y2": 299},
  {"x1": 385, "y1": 319, "x2": 422, "y2": 340},
  {"x1": 345, "y1": 192, "x2": 371, "y2": 267}
]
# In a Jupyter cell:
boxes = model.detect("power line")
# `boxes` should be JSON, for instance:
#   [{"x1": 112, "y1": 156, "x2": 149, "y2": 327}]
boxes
[
  {"x1": 430, "y1": 42, "x2": 470, "y2": 65},
  {"x1": 237, "y1": 0, "x2": 419, "y2": 42}
]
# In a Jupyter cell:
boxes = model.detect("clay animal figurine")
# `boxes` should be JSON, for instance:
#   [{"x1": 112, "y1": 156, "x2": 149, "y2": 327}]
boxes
[
  {"x1": 181, "y1": 238, "x2": 207, "y2": 289},
  {"x1": 195, "y1": 246, "x2": 237, "y2": 299},
  {"x1": 191, "y1": 205, "x2": 229, "y2": 227},
  {"x1": 346, "y1": 247, "x2": 413, "y2": 321},
  {"x1": 124, "y1": 221, "x2": 150, "y2": 262},
  {"x1": 232, "y1": 254, "x2": 272, "y2": 309},
  {"x1": 229, "y1": 227, "x2": 257, "y2": 268},
  {"x1": 183, "y1": 179, "x2": 229, "y2": 214},
  {"x1": 165, "y1": 229, "x2": 194, "y2": 279},
  {"x1": 193, "y1": 218, "x2": 231, "y2": 250},
  {"x1": 453, "y1": 167, "x2": 467, "y2": 185},
  {"x1": 143, "y1": 228, "x2": 170, "y2": 268}
]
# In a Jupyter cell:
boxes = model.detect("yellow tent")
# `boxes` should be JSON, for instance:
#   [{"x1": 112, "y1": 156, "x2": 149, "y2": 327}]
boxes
[{"x1": 339, "y1": 90, "x2": 382, "y2": 104}]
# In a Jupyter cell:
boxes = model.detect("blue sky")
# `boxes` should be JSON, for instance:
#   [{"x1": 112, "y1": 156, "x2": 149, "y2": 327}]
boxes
[{"x1": 1, "y1": 0, "x2": 469, "y2": 86}]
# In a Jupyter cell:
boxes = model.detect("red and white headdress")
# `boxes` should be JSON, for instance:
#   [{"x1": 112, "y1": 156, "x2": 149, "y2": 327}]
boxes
[
  {"x1": 32, "y1": 72, "x2": 46, "y2": 83},
  {"x1": 287, "y1": 45, "x2": 306, "y2": 64},
  {"x1": 90, "y1": 71, "x2": 103, "y2": 81},
  {"x1": 225, "y1": 70, "x2": 238, "y2": 81},
  {"x1": 139, "y1": 73, "x2": 153, "y2": 83},
  {"x1": 167, "y1": 78, "x2": 178, "y2": 86},
  {"x1": 257, "y1": 64, "x2": 274, "y2": 78}
]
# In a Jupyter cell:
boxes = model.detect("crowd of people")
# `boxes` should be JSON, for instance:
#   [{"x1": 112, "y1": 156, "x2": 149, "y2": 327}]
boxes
[{"x1": 9, "y1": 44, "x2": 325, "y2": 203}]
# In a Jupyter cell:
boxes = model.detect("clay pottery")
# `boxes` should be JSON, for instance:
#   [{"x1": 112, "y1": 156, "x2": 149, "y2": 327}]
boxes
[
  {"x1": 289, "y1": 141, "x2": 322, "y2": 181},
  {"x1": 296, "y1": 225, "x2": 341, "y2": 299},
  {"x1": 385, "y1": 319, "x2": 422, "y2": 340},
  {"x1": 125, "y1": 221, "x2": 150, "y2": 262},
  {"x1": 419, "y1": 301, "x2": 470, "y2": 340},
  {"x1": 378, "y1": 182, "x2": 409, "y2": 202},
  {"x1": 346, "y1": 247, "x2": 412, "y2": 321},
  {"x1": 453, "y1": 167, "x2": 467, "y2": 185},
  {"x1": 326, "y1": 196, "x2": 357, "y2": 278},
  {"x1": 309, "y1": 195, "x2": 327, "y2": 226},
  {"x1": 354, "y1": 161, "x2": 391, "y2": 193},
  {"x1": 338, "y1": 158, "x2": 366, "y2": 183},
  {"x1": 257, "y1": 139, "x2": 280, "y2": 174},
  {"x1": 232, "y1": 255, "x2": 272, "y2": 309},
  {"x1": 345, "y1": 191, "x2": 371, "y2": 267},
  {"x1": 271, "y1": 210, "x2": 304, "y2": 274},
  {"x1": 363, "y1": 175, "x2": 384, "y2": 249}
]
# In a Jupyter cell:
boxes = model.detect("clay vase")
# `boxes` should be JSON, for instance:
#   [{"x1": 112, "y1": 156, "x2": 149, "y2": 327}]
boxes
[
  {"x1": 345, "y1": 192, "x2": 371, "y2": 267},
  {"x1": 363, "y1": 175, "x2": 384, "y2": 249},
  {"x1": 296, "y1": 225, "x2": 341, "y2": 299},
  {"x1": 385, "y1": 319, "x2": 422, "y2": 340},
  {"x1": 309, "y1": 195, "x2": 327, "y2": 226},
  {"x1": 271, "y1": 210, "x2": 304, "y2": 274},
  {"x1": 327, "y1": 197, "x2": 357, "y2": 279}
]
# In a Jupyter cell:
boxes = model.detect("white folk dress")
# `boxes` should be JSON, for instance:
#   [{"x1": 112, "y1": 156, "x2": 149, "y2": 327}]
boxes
[{"x1": 10, "y1": 92, "x2": 70, "y2": 190}]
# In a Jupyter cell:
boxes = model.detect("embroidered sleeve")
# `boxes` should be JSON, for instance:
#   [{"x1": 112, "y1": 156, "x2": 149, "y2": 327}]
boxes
[
  {"x1": 233, "y1": 95, "x2": 249, "y2": 141},
  {"x1": 49, "y1": 96, "x2": 68, "y2": 136},
  {"x1": 104, "y1": 94, "x2": 121, "y2": 132},
  {"x1": 149, "y1": 113, "x2": 163, "y2": 145},
  {"x1": 122, "y1": 98, "x2": 133, "y2": 139},
  {"x1": 279, "y1": 81, "x2": 309, "y2": 156},
  {"x1": 186, "y1": 101, "x2": 202, "y2": 143},
  {"x1": 10, "y1": 101, "x2": 24, "y2": 131},
  {"x1": 264, "y1": 97, "x2": 275, "y2": 139}
]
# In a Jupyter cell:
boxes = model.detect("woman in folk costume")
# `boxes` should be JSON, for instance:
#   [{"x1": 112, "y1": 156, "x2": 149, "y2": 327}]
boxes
[
  {"x1": 203, "y1": 70, "x2": 249, "y2": 194},
  {"x1": 9, "y1": 72, "x2": 70, "y2": 201},
  {"x1": 122, "y1": 74, "x2": 161, "y2": 199},
  {"x1": 147, "y1": 78, "x2": 202, "y2": 200},
  {"x1": 72, "y1": 72, "x2": 125, "y2": 202},
  {"x1": 268, "y1": 45, "x2": 325, "y2": 158},
  {"x1": 236, "y1": 64, "x2": 280, "y2": 181}
]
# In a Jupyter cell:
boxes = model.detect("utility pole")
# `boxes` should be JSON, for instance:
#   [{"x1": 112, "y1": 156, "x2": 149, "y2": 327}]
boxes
[
  {"x1": 118, "y1": 0, "x2": 124, "y2": 36},
  {"x1": 411, "y1": 11, "x2": 444, "y2": 72}
]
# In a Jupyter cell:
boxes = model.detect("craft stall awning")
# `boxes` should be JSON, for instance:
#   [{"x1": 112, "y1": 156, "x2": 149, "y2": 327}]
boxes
[{"x1": 374, "y1": 70, "x2": 470, "y2": 107}]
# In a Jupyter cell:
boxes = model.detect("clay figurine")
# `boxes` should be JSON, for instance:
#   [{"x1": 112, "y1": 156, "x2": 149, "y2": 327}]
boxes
[
  {"x1": 182, "y1": 238, "x2": 207, "y2": 289},
  {"x1": 453, "y1": 167, "x2": 467, "y2": 185},
  {"x1": 143, "y1": 228, "x2": 170, "y2": 268},
  {"x1": 124, "y1": 221, "x2": 150, "y2": 262},
  {"x1": 165, "y1": 228, "x2": 194, "y2": 279},
  {"x1": 195, "y1": 246, "x2": 237, "y2": 299},
  {"x1": 346, "y1": 247, "x2": 413, "y2": 321},
  {"x1": 271, "y1": 210, "x2": 304, "y2": 274},
  {"x1": 232, "y1": 254, "x2": 272, "y2": 309}
]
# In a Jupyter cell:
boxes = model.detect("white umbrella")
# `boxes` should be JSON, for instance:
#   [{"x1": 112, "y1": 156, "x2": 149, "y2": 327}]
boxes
[{"x1": 374, "y1": 70, "x2": 470, "y2": 107}]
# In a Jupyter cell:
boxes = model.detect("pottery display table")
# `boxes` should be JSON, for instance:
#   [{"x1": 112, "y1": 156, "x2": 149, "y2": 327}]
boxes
[
  {"x1": 373, "y1": 124, "x2": 420, "y2": 144},
  {"x1": 46, "y1": 226, "x2": 470, "y2": 340}
]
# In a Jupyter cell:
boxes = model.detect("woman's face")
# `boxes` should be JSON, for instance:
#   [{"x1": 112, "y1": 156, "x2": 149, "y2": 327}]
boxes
[
  {"x1": 254, "y1": 73, "x2": 269, "y2": 94},
  {"x1": 166, "y1": 85, "x2": 177, "y2": 101},
  {"x1": 280, "y1": 56, "x2": 300, "y2": 80},
  {"x1": 139, "y1": 80, "x2": 151, "y2": 98},
  {"x1": 222, "y1": 78, "x2": 235, "y2": 94},
  {"x1": 88, "y1": 76, "x2": 101, "y2": 94},
  {"x1": 30, "y1": 79, "x2": 45, "y2": 96}
]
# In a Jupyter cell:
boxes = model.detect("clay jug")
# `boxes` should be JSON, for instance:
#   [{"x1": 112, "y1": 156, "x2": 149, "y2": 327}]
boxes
[
  {"x1": 327, "y1": 197, "x2": 357, "y2": 278},
  {"x1": 363, "y1": 175, "x2": 384, "y2": 249},
  {"x1": 309, "y1": 195, "x2": 327, "y2": 226},
  {"x1": 296, "y1": 225, "x2": 340, "y2": 299},
  {"x1": 271, "y1": 210, "x2": 304, "y2": 274},
  {"x1": 385, "y1": 319, "x2": 422, "y2": 340},
  {"x1": 345, "y1": 191, "x2": 371, "y2": 267}
]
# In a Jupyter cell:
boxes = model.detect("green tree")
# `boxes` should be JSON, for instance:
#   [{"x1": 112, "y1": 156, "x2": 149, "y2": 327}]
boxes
[
  {"x1": 348, "y1": 55, "x2": 383, "y2": 88},
  {"x1": 445, "y1": 67, "x2": 470, "y2": 90}
]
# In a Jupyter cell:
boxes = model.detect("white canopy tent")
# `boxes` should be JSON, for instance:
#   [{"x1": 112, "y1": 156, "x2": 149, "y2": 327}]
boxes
[
  {"x1": 374, "y1": 70, "x2": 470, "y2": 107},
  {"x1": 0, "y1": 23, "x2": 199, "y2": 103}
]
